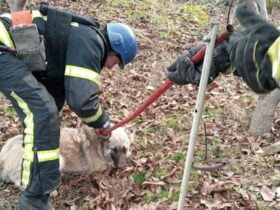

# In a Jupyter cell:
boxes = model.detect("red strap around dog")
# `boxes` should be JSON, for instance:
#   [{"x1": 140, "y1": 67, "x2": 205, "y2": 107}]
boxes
[{"x1": 11, "y1": 10, "x2": 32, "y2": 27}]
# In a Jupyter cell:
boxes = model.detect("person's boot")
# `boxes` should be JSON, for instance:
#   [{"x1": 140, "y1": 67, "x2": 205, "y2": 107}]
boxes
[{"x1": 16, "y1": 191, "x2": 54, "y2": 210}]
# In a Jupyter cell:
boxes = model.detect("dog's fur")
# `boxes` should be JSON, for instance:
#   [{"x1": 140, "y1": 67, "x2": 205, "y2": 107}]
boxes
[{"x1": 0, "y1": 125, "x2": 131, "y2": 188}]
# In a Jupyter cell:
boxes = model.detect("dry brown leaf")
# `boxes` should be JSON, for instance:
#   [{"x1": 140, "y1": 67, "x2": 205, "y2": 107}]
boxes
[
  {"x1": 260, "y1": 186, "x2": 276, "y2": 201},
  {"x1": 201, "y1": 199, "x2": 232, "y2": 209}
]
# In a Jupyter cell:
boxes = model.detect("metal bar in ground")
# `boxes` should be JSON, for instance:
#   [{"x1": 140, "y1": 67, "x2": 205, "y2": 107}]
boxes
[{"x1": 177, "y1": 23, "x2": 218, "y2": 210}]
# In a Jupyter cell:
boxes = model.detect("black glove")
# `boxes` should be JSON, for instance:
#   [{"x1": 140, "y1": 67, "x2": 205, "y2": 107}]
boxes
[
  {"x1": 227, "y1": 3, "x2": 280, "y2": 93},
  {"x1": 166, "y1": 45, "x2": 205, "y2": 85},
  {"x1": 96, "y1": 121, "x2": 111, "y2": 141},
  {"x1": 167, "y1": 43, "x2": 230, "y2": 86},
  {"x1": 167, "y1": 51, "x2": 196, "y2": 85}
]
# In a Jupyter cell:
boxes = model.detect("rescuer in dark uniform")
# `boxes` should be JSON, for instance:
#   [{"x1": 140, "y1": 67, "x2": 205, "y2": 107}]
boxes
[
  {"x1": 166, "y1": 2, "x2": 280, "y2": 94},
  {"x1": 0, "y1": 3, "x2": 137, "y2": 209}
]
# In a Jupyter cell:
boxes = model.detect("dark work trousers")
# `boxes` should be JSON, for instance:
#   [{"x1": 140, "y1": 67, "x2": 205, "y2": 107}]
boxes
[{"x1": 0, "y1": 52, "x2": 60, "y2": 195}]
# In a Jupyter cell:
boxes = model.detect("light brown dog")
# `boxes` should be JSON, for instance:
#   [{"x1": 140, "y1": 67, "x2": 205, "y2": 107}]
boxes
[{"x1": 0, "y1": 125, "x2": 131, "y2": 188}]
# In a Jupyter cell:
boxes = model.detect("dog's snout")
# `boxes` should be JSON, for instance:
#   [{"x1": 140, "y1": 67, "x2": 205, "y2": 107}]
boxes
[{"x1": 110, "y1": 146, "x2": 127, "y2": 169}]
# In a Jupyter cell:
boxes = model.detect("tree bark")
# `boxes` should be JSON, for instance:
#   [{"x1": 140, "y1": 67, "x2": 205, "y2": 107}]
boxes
[
  {"x1": 255, "y1": 0, "x2": 268, "y2": 19},
  {"x1": 7, "y1": 0, "x2": 26, "y2": 12},
  {"x1": 248, "y1": 0, "x2": 280, "y2": 136},
  {"x1": 249, "y1": 89, "x2": 280, "y2": 135},
  {"x1": 1, "y1": 1, "x2": 9, "y2": 13}
]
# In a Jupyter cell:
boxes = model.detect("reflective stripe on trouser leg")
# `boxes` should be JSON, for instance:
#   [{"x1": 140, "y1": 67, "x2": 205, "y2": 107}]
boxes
[
  {"x1": 10, "y1": 91, "x2": 34, "y2": 187},
  {"x1": 0, "y1": 53, "x2": 60, "y2": 195}
]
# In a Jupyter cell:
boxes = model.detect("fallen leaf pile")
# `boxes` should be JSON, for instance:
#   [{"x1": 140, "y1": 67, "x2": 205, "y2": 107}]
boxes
[{"x1": 0, "y1": 0, "x2": 280, "y2": 209}]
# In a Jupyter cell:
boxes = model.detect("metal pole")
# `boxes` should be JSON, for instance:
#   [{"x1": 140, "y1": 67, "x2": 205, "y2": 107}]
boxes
[{"x1": 177, "y1": 23, "x2": 218, "y2": 210}]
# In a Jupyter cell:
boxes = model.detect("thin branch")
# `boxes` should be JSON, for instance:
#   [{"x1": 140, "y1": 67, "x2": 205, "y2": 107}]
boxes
[{"x1": 193, "y1": 162, "x2": 226, "y2": 171}]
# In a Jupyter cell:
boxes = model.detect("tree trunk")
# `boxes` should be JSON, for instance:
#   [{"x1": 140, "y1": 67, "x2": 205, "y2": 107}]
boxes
[
  {"x1": 7, "y1": 0, "x2": 26, "y2": 12},
  {"x1": 249, "y1": 89, "x2": 280, "y2": 135},
  {"x1": 1, "y1": 1, "x2": 9, "y2": 13},
  {"x1": 247, "y1": 0, "x2": 280, "y2": 136},
  {"x1": 255, "y1": 0, "x2": 268, "y2": 19}
]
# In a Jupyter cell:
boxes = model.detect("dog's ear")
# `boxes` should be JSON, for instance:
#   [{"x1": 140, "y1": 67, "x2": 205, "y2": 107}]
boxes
[
  {"x1": 122, "y1": 126, "x2": 134, "y2": 143},
  {"x1": 127, "y1": 130, "x2": 134, "y2": 144},
  {"x1": 122, "y1": 127, "x2": 133, "y2": 157}
]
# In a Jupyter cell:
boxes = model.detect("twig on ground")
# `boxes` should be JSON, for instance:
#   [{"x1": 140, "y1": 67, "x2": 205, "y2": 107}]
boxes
[{"x1": 193, "y1": 162, "x2": 226, "y2": 171}]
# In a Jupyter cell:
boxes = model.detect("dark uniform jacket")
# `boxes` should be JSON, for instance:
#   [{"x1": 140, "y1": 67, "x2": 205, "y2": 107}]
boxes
[{"x1": 0, "y1": 10, "x2": 110, "y2": 129}]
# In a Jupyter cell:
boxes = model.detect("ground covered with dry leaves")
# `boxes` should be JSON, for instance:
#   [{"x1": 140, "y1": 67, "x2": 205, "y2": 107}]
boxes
[{"x1": 0, "y1": 0, "x2": 280, "y2": 209}]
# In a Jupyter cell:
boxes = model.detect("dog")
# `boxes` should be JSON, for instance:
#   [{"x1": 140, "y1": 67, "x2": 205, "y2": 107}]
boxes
[{"x1": 0, "y1": 125, "x2": 132, "y2": 188}]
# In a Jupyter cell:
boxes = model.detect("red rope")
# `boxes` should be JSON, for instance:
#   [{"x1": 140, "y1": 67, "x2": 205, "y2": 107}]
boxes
[{"x1": 101, "y1": 29, "x2": 232, "y2": 136}]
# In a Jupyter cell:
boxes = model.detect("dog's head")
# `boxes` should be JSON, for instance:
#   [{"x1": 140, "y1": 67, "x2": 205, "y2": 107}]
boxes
[{"x1": 99, "y1": 127, "x2": 132, "y2": 169}]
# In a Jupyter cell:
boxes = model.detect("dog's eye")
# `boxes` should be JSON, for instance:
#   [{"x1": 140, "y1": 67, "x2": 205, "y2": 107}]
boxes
[
  {"x1": 113, "y1": 148, "x2": 118, "y2": 153},
  {"x1": 122, "y1": 147, "x2": 127, "y2": 153}
]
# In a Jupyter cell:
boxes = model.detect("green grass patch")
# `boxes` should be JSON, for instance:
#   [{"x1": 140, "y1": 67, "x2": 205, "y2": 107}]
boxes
[
  {"x1": 203, "y1": 108, "x2": 223, "y2": 119},
  {"x1": 100, "y1": 0, "x2": 208, "y2": 40},
  {"x1": 209, "y1": 139, "x2": 224, "y2": 158},
  {"x1": 178, "y1": 134, "x2": 188, "y2": 142},
  {"x1": 111, "y1": 103, "x2": 121, "y2": 112},
  {"x1": 228, "y1": 161, "x2": 242, "y2": 174},
  {"x1": 189, "y1": 169, "x2": 199, "y2": 180},
  {"x1": 78, "y1": 202, "x2": 89, "y2": 210},
  {"x1": 231, "y1": 186, "x2": 239, "y2": 193},
  {"x1": 144, "y1": 187, "x2": 180, "y2": 204},
  {"x1": 195, "y1": 139, "x2": 224, "y2": 159},
  {"x1": 171, "y1": 152, "x2": 185, "y2": 163},
  {"x1": 179, "y1": 4, "x2": 208, "y2": 25},
  {"x1": 272, "y1": 179, "x2": 280, "y2": 186},
  {"x1": 256, "y1": 204, "x2": 276, "y2": 210},
  {"x1": 268, "y1": 0, "x2": 280, "y2": 9},
  {"x1": 177, "y1": 168, "x2": 199, "y2": 182},
  {"x1": 133, "y1": 171, "x2": 146, "y2": 185},
  {"x1": 211, "y1": 145, "x2": 224, "y2": 158},
  {"x1": 144, "y1": 126, "x2": 157, "y2": 134},
  {"x1": 226, "y1": 147, "x2": 241, "y2": 159},
  {"x1": 195, "y1": 149, "x2": 206, "y2": 159},
  {"x1": 166, "y1": 117, "x2": 181, "y2": 132},
  {"x1": 3, "y1": 106, "x2": 17, "y2": 117},
  {"x1": 157, "y1": 115, "x2": 184, "y2": 135},
  {"x1": 158, "y1": 126, "x2": 167, "y2": 136},
  {"x1": 132, "y1": 115, "x2": 142, "y2": 124},
  {"x1": 152, "y1": 167, "x2": 169, "y2": 180},
  {"x1": 267, "y1": 159, "x2": 277, "y2": 168},
  {"x1": 272, "y1": 175, "x2": 280, "y2": 186}
]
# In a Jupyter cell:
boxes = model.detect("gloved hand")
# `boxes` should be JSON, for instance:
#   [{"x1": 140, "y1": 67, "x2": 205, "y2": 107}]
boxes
[
  {"x1": 227, "y1": 3, "x2": 280, "y2": 93},
  {"x1": 95, "y1": 121, "x2": 111, "y2": 141},
  {"x1": 167, "y1": 45, "x2": 206, "y2": 85},
  {"x1": 95, "y1": 128, "x2": 111, "y2": 141},
  {"x1": 167, "y1": 43, "x2": 230, "y2": 86},
  {"x1": 166, "y1": 51, "x2": 197, "y2": 85}
]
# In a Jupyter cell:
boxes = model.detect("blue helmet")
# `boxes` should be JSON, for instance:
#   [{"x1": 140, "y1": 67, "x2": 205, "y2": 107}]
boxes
[{"x1": 107, "y1": 22, "x2": 137, "y2": 68}]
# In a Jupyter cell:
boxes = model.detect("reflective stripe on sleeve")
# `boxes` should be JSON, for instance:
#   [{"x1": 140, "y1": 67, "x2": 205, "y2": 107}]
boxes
[
  {"x1": 71, "y1": 22, "x2": 79, "y2": 27},
  {"x1": 252, "y1": 40, "x2": 265, "y2": 91},
  {"x1": 65, "y1": 65, "x2": 101, "y2": 86},
  {"x1": 32, "y1": 10, "x2": 47, "y2": 20},
  {"x1": 268, "y1": 36, "x2": 280, "y2": 81},
  {"x1": 0, "y1": 13, "x2": 11, "y2": 19},
  {"x1": 0, "y1": 21, "x2": 14, "y2": 48},
  {"x1": 80, "y1": 105, "x2": 102, "y2": 123}
]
